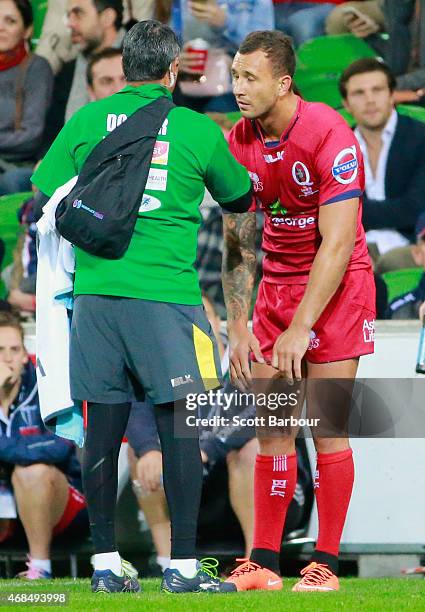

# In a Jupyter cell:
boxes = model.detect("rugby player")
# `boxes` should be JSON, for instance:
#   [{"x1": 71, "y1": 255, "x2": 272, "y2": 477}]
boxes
[{"x1": 219, "y1": 30, "x2": 375, "y2": 593}]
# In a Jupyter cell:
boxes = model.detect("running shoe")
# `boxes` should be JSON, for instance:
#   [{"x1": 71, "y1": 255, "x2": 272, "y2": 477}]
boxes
[{"x1": 292, "y1": 561, "x2": 339, "y2": 592}]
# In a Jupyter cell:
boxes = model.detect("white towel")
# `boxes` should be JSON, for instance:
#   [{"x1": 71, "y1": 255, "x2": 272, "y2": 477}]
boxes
[{"x1": 36, "y1": 177, "x2": 84, "y2": 447}]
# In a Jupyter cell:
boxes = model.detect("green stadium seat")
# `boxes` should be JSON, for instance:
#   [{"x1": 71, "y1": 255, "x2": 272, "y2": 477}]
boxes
[
  {"x1": 381, "y1": 268, "x2": 423, "y2": 304},
  {"x1": 295, "y1": 34, "x2": 377, "y2": 108},
  {"x1": 396, "y1": 104, "x2": 425, "y2": 124},
  {"x1": 296, "y1": 34, "x2": 377, "y2": 75},
  {"x1": 0, "y1": 192, "x2": 32, "y2": 299},
  {"x1": 30, "y1": 0, "x2": 48, "y2": 46}
]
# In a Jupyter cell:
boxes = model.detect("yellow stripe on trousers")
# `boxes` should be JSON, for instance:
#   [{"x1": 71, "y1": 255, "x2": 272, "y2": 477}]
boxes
[{"x1": 192, "y1": 324, "x2": 220, "y2": 391}]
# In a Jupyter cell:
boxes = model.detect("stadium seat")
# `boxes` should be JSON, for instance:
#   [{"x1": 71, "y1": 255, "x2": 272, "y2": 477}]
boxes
[
  {"x1": 0, "y1": 192, "x2": 32, "y2": 299},
  {"x1": 295, "y1": 34, "x2": 377, "y2": 108},
  {"x1": 396, "y1": 104, "x2": 425, "y2": 124},
  {"x1": 30, "y1": 0, "x2": 48, "y2": 46},
  {"x1": 381, "y1": 268, "x2": 423, "y2": 303}
]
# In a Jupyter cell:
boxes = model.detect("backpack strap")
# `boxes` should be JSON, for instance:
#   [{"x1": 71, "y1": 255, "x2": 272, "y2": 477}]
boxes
[{"x1": 80, "y1": 96, "x2": 175, "y2": 178}]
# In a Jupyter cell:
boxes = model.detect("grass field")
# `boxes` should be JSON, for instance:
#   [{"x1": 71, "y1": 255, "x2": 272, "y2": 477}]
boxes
[{"x1": 0, "y1": 577, "x2": 424, "y2": 611}]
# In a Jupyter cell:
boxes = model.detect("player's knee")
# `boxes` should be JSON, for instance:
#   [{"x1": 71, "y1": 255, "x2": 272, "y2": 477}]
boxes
[
  {"x1": 12, "y1": 463, "x2": 56, "y2": 488},
  {"x1": 258, "y1": 437, "x2": 295, "y2": 456},
  {"x1": 314, "y1": 437, "x2": 350, "y2": 454},
  {"x1": 228, "y1": 438, "x2": 258, "y2": 469}
]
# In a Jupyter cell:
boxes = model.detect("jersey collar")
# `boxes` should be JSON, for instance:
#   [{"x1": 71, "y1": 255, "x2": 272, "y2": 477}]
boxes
[
  {"x1": 117, "y1": 83, "x2": 173, "y2": 101},
  {"x1": 252, "y1": 95, "x2": 302, "y2": 148}
]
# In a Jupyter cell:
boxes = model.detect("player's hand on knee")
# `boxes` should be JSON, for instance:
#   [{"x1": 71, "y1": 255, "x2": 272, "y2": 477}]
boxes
[
  {"x1": 419, "y1": 301, "x2": 425, "y2": 322},
  {"x1": 228, "y1": 325, "x2": 264, "y2": 391},
  {"x1": 272, "y1": 325, "x2": 310, "y2": 382},
  {"x1": 136, "y1": 450, "x2": 163, "y2": 493}
]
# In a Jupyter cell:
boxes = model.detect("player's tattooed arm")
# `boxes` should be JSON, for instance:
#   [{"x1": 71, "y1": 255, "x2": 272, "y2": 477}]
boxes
[{"x1": 222, "y1": 211, "x2": 257, "y2": 326}]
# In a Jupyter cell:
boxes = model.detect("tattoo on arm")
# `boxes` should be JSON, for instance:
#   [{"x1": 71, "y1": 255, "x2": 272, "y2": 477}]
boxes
[{"x1": 222, "y1": 212, "x2": 257, "y2": 324}]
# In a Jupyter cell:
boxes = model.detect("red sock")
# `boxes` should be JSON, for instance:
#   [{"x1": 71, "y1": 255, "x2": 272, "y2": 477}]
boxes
[
  {"x1": 252, "y1": 453, "x2": 297, "y2": 552},
  {"x1": 315, "y1": 448, "x2": 354, "y2": 557}
]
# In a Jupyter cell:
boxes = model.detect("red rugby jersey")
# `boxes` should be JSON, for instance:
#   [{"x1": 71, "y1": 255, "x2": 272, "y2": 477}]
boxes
[{"x1": 228, "y1": 97, "x2": 371, "y2": 284}]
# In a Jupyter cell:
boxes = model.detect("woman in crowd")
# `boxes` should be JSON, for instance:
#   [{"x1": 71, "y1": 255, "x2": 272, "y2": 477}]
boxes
[{"x1": 0, "y1": 0, "x2": 53, "y2": 195}]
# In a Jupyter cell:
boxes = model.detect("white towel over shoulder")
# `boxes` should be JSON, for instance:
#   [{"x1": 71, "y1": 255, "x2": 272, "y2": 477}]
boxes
[{"x1": 36, "y1": 176, "x2": 84, "y2": 447}]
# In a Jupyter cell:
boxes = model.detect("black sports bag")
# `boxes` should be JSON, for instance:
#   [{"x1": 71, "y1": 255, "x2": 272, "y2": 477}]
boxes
[{"x1": 55, "y1": 96, "x2": 175, "y2": 259}]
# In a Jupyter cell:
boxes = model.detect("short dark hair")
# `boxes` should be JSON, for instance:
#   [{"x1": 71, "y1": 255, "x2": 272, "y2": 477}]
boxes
[
  {"x1": 93, "y1": 0, "x2": 123, "y2": 30},
  {"x1": 122, "y1": 20, "x2": 180, "y2": 82},
  {"x1": 87, "y1": 47, "x2": 122, "y2": 85},
  {"x1": 11, "y1": 0, "x2": 33, "y2": 28},
  {"x1": 339, "y1": 57, "x2": 396, "y2": 99},
  {"x1": 0, "y1": 311, "x2": 24, "y2": 345},
  {"x1": 238, "y1": 30, "x2": 296, "y2": 79}
]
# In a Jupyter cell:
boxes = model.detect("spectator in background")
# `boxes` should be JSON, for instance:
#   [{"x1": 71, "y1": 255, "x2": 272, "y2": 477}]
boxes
[
  {"x1": 173, "y1": 0, "x2": 274, "y2": 112},
  {"x1": 273, "y1": 0, "x2": 345, "y2": 47},
  {"x1": 36, "y1": 0, "x2": 155, "y2": 74},
  {"x1": 5, "y1": 49, "x2": 126, "y2": 319},
  {"x1": 326, "y1": 1, "x2": 385, "y2": 42},
  {"x1": 64, "y1": 0, "x2": 125, "y2": 120},
  {"x1": 388, "y1": 214, "x2": 425, "y2": 319},
  {"x1": 0, "y1": 0, "x2": 53, "y2": 195},
  {"x1": 383, "y1": 0, "x2": 425, "y2": 105},
  {"x1": 86, "y1": 46, "x2": 125, "y2": 100},
  {"x1": 340, "y1": 58, "x2": 425, "y2": 259},
  {"x1": 0, "y1": 312, "x2": 88, "y2": 579}
]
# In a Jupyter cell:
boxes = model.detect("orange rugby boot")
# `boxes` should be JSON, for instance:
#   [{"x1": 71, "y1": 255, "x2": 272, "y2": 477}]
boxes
[
  {"x1": 292, "y1": 562, "x2": 339, "y2": 592},
  {"x1": 220, "y1": 558, "x2": 283, "y2": 592}
]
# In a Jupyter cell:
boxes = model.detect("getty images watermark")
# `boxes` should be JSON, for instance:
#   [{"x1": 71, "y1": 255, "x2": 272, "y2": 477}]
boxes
[{"x1": 184, "y1": 389, "x2": 320, "y2": 429}]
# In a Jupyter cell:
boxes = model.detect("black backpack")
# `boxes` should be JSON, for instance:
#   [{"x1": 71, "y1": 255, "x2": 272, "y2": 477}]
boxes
[{"x1": 55, "y1": 96, "x2": 175, "y2": 259}]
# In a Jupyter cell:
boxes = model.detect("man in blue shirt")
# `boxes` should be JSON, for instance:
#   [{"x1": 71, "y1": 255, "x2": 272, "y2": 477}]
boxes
[{"x1": 0, "y1": 312, "x2": 88, "y2": 579}]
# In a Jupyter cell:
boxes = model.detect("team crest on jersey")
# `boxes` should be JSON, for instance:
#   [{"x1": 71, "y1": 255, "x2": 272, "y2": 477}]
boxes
[
  {"x1": 292, "y1": 161, "x2": 313, "y2": 186},
  {"x1": 248, "y1": 171, "x2": 263, "y2": 192},
  {"x1": 332, "y1": 146, "x2": 358, "y2": 185}
]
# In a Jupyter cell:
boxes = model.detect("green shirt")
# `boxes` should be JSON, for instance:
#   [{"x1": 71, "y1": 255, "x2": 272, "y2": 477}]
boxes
[{"x1": 32, "y1": 84, "x2": 250, "y2": 304}]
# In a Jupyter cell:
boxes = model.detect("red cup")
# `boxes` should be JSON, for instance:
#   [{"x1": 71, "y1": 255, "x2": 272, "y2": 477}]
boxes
[{"x1": 185, "y1": 38, "x2": 209, "y2": 74}]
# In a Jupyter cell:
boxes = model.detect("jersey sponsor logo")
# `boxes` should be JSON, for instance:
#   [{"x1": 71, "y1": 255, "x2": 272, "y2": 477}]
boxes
[
  {"x1": 332, "y1": 146, "x2": 358, "y2": 184},
  {"x1": 152, "y1": 141, "x2": 169, "y2": 165},
  {"x1": 139, "y1": 194, "x2": 162, "y2": 213},
  {"x1": 308, "y1": 330, "x2": 320, "y2": 350},
  {"x1": 292, "y1": 161, "x2": 313, "y2": 186},
  {"x1": 363, "y1": 318, "x2": 375, "y2": 343},
  {"x1": 271, "y1": 214, "x2": 316, "y2": 229},
  {"x1": 263, "y1": 151, "x2": 284, "y2": 164},
  {"x1": 269, "y1": 200, "x2": 287, "y2": 216},
  {"x1": 171, "y1": 374, "x2": 194, "y2": 388},
  {"x1": 146, "y1": 168, "x2": 168, "y2": 191},
  {"x1": 248, "y1": 171, "x2": 263, "y2": 192},
  {"x1": 106, "y1": 113, "x2": 128, "y2": 132},
  {"x1": 159, "y1": 118, "x2": 169, "y2": 136}
]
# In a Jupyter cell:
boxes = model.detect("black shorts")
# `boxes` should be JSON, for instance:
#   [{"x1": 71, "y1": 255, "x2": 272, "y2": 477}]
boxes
[{"x1": 70, "y1": 295, "x2": 222, "y2": 405}]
